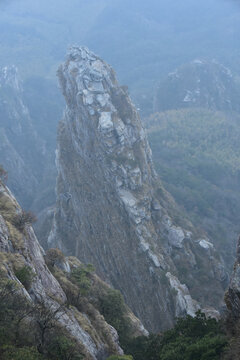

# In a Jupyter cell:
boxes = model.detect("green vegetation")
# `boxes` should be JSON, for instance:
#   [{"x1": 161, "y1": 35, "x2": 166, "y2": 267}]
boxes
[
  {"x1": 147, "y1": 109, "x2": 240, "y2": 172},
  {"x1": 125, "y1": 334, "x2": 162, "y2": 360},
  {"x1": 15, "y1": 265, "x2": 36, "y2": 290},
  {"x1": 107, "y1": 356, "x2": 133, "y2": 360},
  {"x1": 1, "y1": 346, "x2": 42, "y2": 360},
  {"x1": 146, "y1": 108, "x2": 240, "y2": 268},
  {"x1": 125, "y1": 311, "x2": 227, "y2": 360},
  {"x1": 65, "y1": 262, "x2": 228, "y2": 359},
  {"x1": 0, "y1": 270, "x2": 231, "y2": 360},
  {"x1": 156, "y1": 311, "x2": 227, "y2": 360},
  {"x1": 45, "y1": 335, "x2": 83, "y2": 360},
  {"x1": 0, "y1": 277, "x2": 39, "y2": 359},
  {"x1": 70, "y1": 264, "x2": 95, "y2": 296},
  {"x1": 0, "y1": 277, "x2": 84, "y2": 360},
  {"x1": 99, "y1": 288, "x2": 131, "y2": 347}
]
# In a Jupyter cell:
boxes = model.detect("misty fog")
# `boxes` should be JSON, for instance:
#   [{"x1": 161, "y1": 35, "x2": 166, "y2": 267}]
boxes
[
  {"x1": 1, "y1": 0, "x2": 239, "y2": 111},
  {"x1": 1, "y1": 1, "x2": 240, "y2": 359}
]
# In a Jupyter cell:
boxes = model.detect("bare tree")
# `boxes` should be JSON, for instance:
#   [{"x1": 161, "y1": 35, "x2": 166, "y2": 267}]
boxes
[{"x1": 33, "y1": 299, "x2": 65, "y2": 353}]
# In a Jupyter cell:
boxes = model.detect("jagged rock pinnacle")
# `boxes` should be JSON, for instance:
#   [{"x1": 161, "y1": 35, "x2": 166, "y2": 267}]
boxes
[{"x1": 49, "y1": 46, "x2": 226, "y2": 331}]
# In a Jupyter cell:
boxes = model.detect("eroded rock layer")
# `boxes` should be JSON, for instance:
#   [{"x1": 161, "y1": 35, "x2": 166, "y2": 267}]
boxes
[{"x1": 49, "y1": 46, "x2": 226, "y2": 331}]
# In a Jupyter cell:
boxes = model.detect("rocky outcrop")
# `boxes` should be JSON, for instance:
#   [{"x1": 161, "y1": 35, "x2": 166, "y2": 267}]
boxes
[
  {"x1": 154, "y1": 59, "x2": 240, "y2": 113},
  {"x1": 0, "y1": 181, "x2": 146, "y2": 359},
  {"x1": 49, "y1": 46, "x2": 226, "y2": 332}
]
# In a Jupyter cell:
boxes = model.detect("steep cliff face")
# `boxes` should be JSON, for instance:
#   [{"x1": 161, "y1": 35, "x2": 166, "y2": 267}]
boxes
[
  {"x1": 225, "y1": 236, "x2": 240, "y2": 321},
  {"x1": 0, "y1": 66, "x2": 39, "y2": 207},
  {"x1": 222, "y1": 237, "x2": 240, "y2": 360},
  {"x1": 49, "y1": 47, "x2": 226, "y2": 332},
  {"x1": 0, "y1": 181, "x2": 146, "y2": 359},
  {"x1": 154, "y1": 59, "x2": 240, "y2": 113},
  {"x1": 0, "y1": 66, "x2": 56, "y2": 212}
]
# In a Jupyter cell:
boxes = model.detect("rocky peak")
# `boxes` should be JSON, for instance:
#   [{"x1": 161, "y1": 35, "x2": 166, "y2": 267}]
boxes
[{"x1": 49, "y1": 46, "x2": 226, "y2": 332}]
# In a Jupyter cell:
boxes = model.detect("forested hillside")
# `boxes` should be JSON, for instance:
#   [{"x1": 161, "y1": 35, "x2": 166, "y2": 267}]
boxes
[{"x1": 146, "y1": 108, "x2": 240, "y2": 269}]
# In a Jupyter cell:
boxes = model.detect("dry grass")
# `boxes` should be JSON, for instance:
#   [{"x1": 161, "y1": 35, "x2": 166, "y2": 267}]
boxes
[
  {"x1": 6, "y1": 220, "x2": 24, "y2": 251},
  {"x1": 0, "y1": 192, "x2": 17, "y2": 222}
]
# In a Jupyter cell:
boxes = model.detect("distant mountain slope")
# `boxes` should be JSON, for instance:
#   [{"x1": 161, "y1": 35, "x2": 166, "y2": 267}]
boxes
[
  {"x1": 1, "y1": 0, "x2": 240, "y2": 114},
  {"x1": 0, "y1": 66, "x2": 43, "y2": 208},
  {"x1": 154, "y1": 60, "x2": 240, "y2": 113},
  {"x1": 146, "y1": 108, "x2": 240, "y2": 270},
  {"x1": 0, "y1": 66, "x2": 56, "y2": 213}
]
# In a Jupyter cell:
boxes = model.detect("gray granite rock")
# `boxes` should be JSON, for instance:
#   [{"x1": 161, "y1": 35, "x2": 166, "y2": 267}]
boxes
[
  {"x1": 49, "y1": 46, "x2": 226, "y2": 332},
  {"x1": 0, "y1": 183, "x2": 126, "y2": 359}
]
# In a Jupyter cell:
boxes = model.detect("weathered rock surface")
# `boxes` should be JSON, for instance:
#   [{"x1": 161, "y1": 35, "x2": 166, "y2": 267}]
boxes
[
  {"x1": 0, "y1": 181, "x2": 146, "y2": 359},
  {"x1": 49, "y1": 46, "x2": 226, "y2": 332}
]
